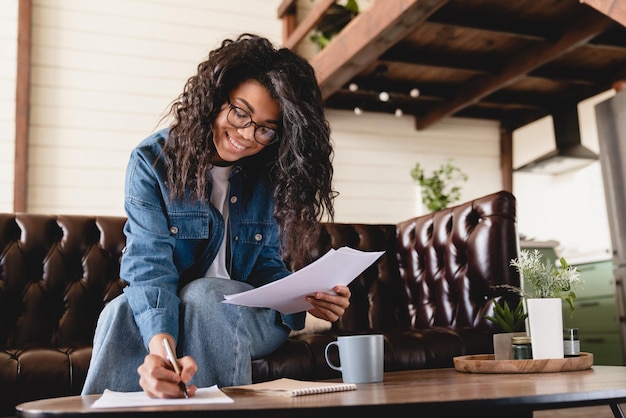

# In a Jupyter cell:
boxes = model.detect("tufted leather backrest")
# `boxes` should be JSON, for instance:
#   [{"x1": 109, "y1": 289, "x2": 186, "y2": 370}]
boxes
[
  {"x1": 280, "y1": 190, "x2": 520, "y2": 335},
  {"x1": 0, "y1": 214, "x2": 127, "y2": 349},
  {"x1": 396, "y1": 190, "x2": 520, "y2": 332}
]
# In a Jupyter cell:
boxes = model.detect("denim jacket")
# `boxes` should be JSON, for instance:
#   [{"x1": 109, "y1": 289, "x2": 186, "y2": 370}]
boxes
[{"x1": 121, "y1": 128, "x2": 305, "y2": 348}]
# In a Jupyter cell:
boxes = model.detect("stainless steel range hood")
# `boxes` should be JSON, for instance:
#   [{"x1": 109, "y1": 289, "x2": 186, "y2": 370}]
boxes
[
  {"x1": 514, "y1": 105, "x2": 599, "y2": 175},
  {"x1": 513, "y1": 144, "x2": 599, "y2": 174}
]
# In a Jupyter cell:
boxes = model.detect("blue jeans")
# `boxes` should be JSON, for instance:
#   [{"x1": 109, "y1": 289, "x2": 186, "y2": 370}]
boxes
[{"x1": 81, "y1": 278, "x2": 290, "y2": 394}]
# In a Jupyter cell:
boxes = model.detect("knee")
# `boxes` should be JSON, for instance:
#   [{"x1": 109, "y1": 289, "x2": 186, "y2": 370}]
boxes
[
  {"x1": 98, "y1": 293, "x2": 133, "y2": 325},
  {"x1": 180, "y1": 278, "x2": 253, "y2": 305}
]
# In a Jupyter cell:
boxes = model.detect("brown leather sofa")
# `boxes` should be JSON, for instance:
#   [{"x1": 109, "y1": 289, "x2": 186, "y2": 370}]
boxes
[{"x1": 0, "y1": 190, "x2": 520, "y2": 416}]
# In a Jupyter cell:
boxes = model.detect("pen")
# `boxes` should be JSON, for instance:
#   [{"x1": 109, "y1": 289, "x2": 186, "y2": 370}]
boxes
[{"x1": 162, "y1": 338, "x2": 189, "y2": 398}]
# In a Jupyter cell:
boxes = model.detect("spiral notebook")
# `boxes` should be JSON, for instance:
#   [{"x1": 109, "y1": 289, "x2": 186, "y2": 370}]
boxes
[{"x1": 223, "y1": 378, "x2": 357, "y2": 397}]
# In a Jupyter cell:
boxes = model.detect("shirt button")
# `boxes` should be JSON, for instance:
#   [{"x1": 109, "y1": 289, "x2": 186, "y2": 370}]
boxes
[
  {"x1": 254, "y1": 233, "x2": 262, "y2": 241},
  {"x1": 230, "y1": 196, "x2": 238, "y2": 203},
  {"x1": 169, "y1": 226, "x2": 179, "y2": 235}
]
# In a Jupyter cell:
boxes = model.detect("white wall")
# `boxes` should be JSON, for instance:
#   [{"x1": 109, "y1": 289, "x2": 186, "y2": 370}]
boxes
[
  {"x1": 0, "y1": 0, "x2": 18, "y2": 212},
  {"x1": 328, "y1": 110, "x2": 501, "y2": 223},
  {"x1": 24, "y1": 0, "x2": 283, "y2": 215}
]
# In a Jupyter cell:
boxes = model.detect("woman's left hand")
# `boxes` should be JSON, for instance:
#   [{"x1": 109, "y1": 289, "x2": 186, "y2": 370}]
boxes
[{"x1": 306, "y1": 285, "x2": 351, "y2": 322}]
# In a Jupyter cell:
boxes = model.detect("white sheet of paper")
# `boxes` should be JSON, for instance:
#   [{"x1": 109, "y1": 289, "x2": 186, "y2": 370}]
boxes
[
  {"x1": 222, "y1": 246, "x2": 384, "y2": 314},
  {"x1": 90, "y1": 385, "x2": 234, "y2": 408}
]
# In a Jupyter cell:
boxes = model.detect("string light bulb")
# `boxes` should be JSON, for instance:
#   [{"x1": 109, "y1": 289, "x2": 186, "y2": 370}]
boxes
[
  {"x1": 395, "y1": 108, "x2": 403, "y2": 117},
  {"x1": 354, "y1": 106, "x2": 363, "y2": 115},
  {"x1": 409, "y1": 88, "x2": 420, "y2": 98},
  {"x1": 348, "y1": 83, "x2": 359, "y2": 92},
  {"x1": 378, "y1": 91, "x2": 390, "y2": 102}
]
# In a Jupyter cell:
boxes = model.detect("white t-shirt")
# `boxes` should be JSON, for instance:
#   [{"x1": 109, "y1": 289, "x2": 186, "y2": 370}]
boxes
[{"x1": 204, "y1": 165, "x2": 232, "y2": 279}]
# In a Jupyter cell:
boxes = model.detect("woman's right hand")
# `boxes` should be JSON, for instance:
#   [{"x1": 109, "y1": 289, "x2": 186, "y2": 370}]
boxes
[{"x1": 139, "y1": 334, "x2": 198, "y2": 398}]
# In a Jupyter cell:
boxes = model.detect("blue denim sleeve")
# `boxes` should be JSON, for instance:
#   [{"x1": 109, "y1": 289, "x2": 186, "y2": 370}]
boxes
[{"x1": 121, "y1": 137, "x2": 181, "y2": 349}]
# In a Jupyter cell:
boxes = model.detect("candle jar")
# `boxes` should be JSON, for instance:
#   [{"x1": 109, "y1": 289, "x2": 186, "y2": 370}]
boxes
[{"x1": 511, "y1": 336, "x2": 533, "y2": 360}]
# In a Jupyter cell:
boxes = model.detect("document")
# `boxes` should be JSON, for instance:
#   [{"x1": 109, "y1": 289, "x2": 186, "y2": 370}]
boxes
[
  {"x1": 223, "y1": 378, "x2": 357, "y2": 397},
  {"x1": 223, "y1": 246, "x2": 384, "y2": 314},
  {"x1": 90, "y1": 385, "x2": 233, "y2": 409}
]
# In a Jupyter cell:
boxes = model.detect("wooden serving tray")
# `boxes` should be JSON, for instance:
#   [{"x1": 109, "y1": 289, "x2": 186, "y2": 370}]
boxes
[{"x1": 453, "y1": 352, "x2": 593, "y2": 373}]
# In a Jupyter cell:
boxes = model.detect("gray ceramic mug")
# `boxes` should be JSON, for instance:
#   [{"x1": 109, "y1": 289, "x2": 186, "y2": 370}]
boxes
[{"x1": 324, "y1": 334, "x2": 384, "y2": 383}]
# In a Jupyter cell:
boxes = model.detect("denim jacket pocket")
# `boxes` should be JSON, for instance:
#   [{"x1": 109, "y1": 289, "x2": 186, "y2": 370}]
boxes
[{"x1": 167, "y1": 212, "x2": 210, "y2": 239}]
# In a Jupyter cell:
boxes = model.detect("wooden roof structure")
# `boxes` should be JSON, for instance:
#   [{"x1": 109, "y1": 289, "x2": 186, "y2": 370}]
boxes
[{"x1": 278, "y1": 0, "x2": 626, "y2": 132}]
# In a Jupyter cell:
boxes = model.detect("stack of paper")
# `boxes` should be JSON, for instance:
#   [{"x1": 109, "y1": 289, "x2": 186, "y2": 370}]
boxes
[{"x1": 223, "y1": 247, "x2": 384, "y2": 314}]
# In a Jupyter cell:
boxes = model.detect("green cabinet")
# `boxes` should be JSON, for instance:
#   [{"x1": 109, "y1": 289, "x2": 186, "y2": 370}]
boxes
[{"x1": 561, "y1": 260, "x2": 624, "y2": 365}]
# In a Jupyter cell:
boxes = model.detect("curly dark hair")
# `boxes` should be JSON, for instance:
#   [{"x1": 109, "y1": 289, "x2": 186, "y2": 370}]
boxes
[{"x1": 162, "y1": 33, "x2": 335, "y2": 268}]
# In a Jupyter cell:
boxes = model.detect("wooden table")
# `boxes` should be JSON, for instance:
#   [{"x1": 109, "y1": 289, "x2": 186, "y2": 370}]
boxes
[{"x1": 15, "y1": 366, "x2": 626, "y2": 418}]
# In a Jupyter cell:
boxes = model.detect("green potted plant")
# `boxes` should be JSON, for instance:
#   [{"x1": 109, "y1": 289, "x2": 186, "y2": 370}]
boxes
[
  {"x1": 510, "y1": 249, "x2": 582, "y2": 314},
  {"x1": 483, "y1": 299, "x2": 528, "y2": 360},
  {"x1": 484, "y1": 299, "x2": 528, "y2": 333},
  {"x1": 410, "y1": 159, "x2": 467, "y2": 212},
  {"x1": 509, "y1": 249, "x2": 583, "y2": 359},
  {"x1": 310, "y1": 0, "x2": 359, "y2": 50}
]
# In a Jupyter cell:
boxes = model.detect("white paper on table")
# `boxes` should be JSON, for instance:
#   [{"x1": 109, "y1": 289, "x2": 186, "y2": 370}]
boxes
[
  {"x1": 222, "y1": 246, "x2": 384, "y2": 314},
  {"x1": 90, "y1": 385, "x2": 234, "y2": 408}
]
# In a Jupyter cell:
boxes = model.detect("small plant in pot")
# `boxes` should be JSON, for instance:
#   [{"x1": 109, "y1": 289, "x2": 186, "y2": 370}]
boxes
[
  {"x1": 484, "y1": 299, "x2": 528, "y2": 333},
  {"x1": 310, "y1": 0, "x2": 359, "y2": 50},
  {"x1": 483, "y1": 298, "x2": 528, "y2": 360},
  {"x1": 509, "y1": 249, "x2": 583, "y2": 359},
  {"x1": 510, "y1": 249, "x2": 582, "y2": 315}
]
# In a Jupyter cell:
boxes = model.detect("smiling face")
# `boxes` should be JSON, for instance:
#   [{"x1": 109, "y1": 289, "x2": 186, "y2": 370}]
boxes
[{"x1": 212, "y1": 80, "x2": 281, "y2": 165}]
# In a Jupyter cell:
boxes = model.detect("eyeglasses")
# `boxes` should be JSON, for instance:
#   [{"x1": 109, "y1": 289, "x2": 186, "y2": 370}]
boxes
[{"x1": 226, "y1": 103, "x2": 279, "y2": 145}]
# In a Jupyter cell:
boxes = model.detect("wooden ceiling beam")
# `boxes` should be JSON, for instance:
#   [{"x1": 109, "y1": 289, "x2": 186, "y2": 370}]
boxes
[
  {"x1": 416, "y1": 11, "x2": 616, "y2": 130},
  {"x1": 310, "y1": 0, "x2": 449, "y2": 100}
]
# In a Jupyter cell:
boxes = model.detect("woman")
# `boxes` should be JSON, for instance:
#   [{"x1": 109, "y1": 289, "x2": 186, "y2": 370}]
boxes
[{"x1": 82, "y1": 34, "x2": 349, "y2": 398}]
